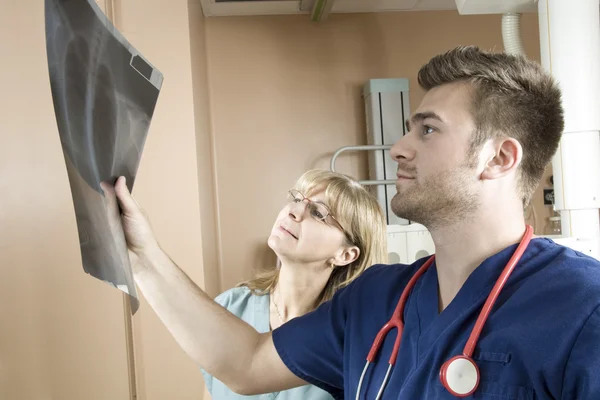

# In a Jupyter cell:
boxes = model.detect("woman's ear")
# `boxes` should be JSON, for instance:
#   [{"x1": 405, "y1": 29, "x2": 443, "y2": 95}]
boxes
[
  {"x1": 480, "y1": 137, "x2": 522, "y2": 180},
  {"x1": 331, "y1": 246, "x2": 360, "y2": 267}
]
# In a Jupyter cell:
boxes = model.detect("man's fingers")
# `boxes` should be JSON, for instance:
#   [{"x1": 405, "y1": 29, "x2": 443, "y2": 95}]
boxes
[
  {"x1": 99, "y1": 180, "x2": 112, "y2": 194},
  {"x1": 114, "y1": 176, "x2": 138, "y2": 213}
]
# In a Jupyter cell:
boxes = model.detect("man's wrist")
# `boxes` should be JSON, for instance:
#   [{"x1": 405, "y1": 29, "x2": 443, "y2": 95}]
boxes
[{"x1": 133, "y1": 242, "x2": 164, "y2": 273}]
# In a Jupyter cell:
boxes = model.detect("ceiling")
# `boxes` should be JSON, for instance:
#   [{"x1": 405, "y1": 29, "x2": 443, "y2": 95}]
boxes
[{"x1": 199, "y1": 0, "x2": 459, "y2": 17}]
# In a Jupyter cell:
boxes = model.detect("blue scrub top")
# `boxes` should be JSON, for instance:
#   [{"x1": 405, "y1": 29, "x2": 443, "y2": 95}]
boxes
[
  {"x1": 201, "y1": 286, "x2": 334, "y2": 400},
  {"x1": 272, "y1": 238, "x2": 600, "y2": 399}
]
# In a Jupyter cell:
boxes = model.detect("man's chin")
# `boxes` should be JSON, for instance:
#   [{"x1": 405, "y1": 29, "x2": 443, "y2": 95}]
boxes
[
  {"x1": 391, "y1": 199, "x2": 424, "y2": 223},
  {"x1": 390, "y1": 204, "x2": 410, "y2": 221}
]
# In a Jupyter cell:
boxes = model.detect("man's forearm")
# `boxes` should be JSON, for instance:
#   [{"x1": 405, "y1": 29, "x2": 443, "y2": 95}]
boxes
[
  {"x1": 132, "y1": 244, "x2": 261, "y2": 392},
  {"x1": 110, "y1": 177, "x2": 301, "y2": 394}
]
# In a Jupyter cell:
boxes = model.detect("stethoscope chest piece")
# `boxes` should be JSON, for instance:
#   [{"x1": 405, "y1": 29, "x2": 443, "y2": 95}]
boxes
[{"x1": 439, "y1": 355, "x2": 480, "y2": 397}]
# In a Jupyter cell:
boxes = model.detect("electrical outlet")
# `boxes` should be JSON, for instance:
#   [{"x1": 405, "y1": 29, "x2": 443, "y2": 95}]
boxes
[{"x1": 544, "y1": 189, "x2": 554, "y2": 205}]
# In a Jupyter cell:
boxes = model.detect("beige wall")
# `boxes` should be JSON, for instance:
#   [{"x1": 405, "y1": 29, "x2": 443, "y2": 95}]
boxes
[
  {"x1": 205, "y1": 11, "x2": 547, "y2": 292},
  {"x1": 1, "y1": 1, "x2": 131, "y2": 399},
  {"x1": 189, "y1": 1, "x2": 222, "y2": 300},
  {"x1": 115, "y1": 1, "x2": 209, "y2": 399}
]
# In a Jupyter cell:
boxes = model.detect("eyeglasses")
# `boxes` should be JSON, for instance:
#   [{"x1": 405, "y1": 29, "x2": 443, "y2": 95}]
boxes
[{"x1": 288, "y1": 189, "x2": 346, "y2": 233}]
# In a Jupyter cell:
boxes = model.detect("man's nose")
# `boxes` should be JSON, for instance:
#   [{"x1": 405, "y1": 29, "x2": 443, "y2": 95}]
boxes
[{"x1": 390, "y1": 133, "x2": 416, "y2": 163}]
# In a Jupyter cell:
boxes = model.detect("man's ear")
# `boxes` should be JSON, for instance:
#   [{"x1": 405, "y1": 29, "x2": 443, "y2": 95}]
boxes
[
  {"x1": 480, "y1": 137, "x2": 522, "y2": 180},
  {"x1": 331, "y1": 246, "x2": 360, "y2": 267}
]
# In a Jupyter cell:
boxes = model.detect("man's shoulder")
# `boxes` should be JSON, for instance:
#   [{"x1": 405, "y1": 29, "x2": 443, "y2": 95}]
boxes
[
  {"x1": 365, "y1": 257, "x2": 430, "y2": 275},
  {"x1": 536, "y1": 238, "x2": 600, "y2": 285},
  {"x1": 523, "y1": 238, "x2": 600, "y2": 313},
  {"x1": 351, "y1": 258, "x2": 430, "y2": 292}
]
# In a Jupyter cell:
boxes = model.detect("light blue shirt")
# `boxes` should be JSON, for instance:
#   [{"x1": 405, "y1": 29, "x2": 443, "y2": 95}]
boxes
[{"x1": 201, "y1": 286, "x2": 334, "y2": 400}]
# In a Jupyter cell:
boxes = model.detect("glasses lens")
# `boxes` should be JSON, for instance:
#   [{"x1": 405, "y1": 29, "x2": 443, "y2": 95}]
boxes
[
  {"x1": 309, "y1": 202, "x2": 330, "y2": 221},
  {"x1": 289, "y1": 190, "x2": 303, "y2": 203}
]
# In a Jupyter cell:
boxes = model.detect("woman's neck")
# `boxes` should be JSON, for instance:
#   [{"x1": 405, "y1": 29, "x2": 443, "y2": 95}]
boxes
[{"x1": 270, "y1": 260, "x2": 331, "y2": 326}]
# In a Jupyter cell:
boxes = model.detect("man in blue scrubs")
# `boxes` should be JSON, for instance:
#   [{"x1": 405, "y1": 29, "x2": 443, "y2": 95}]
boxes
[{"x1": 112, "y1": 46, "x2": 600, "y2": 399}]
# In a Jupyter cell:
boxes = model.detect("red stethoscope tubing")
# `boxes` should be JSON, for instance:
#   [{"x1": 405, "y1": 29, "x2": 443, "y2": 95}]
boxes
[
  {"x1": 365, "y1": 255, "x2": 434, "y2": 365},
  {"x1": 357, "y1": 225, "x2": 533, "y2": 399},
  {"x1": 462, "y1": 224, "x2": 533, "y2": 358}
]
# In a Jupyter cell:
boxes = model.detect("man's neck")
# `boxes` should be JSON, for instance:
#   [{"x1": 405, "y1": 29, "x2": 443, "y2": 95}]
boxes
[
  {"x1": 272, "y1": 261, "x2": 330, "y2": 322},
  {"x1": 429, "y1": 208, "x2": 526, "y2": 312}
]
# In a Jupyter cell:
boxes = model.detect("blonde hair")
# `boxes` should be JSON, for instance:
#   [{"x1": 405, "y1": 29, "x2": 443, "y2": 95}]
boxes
[{"x1": 239, "y1": 169, "x2": 388, "y2": 307}]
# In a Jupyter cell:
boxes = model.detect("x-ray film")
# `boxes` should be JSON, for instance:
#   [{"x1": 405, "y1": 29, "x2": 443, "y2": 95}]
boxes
[{"x1": 45, "y1": 0, "x2": 164, "y2": 314}]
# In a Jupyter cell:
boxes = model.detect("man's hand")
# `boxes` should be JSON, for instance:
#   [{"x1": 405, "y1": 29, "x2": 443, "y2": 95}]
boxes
[{"x1": 100, "y1": 176, "x2": 159, "y2": 256}]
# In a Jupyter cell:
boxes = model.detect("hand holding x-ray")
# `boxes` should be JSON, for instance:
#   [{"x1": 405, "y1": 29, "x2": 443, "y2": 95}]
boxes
[{"x1": 100, "y1": 177, "x2": 160, "y2": 263}]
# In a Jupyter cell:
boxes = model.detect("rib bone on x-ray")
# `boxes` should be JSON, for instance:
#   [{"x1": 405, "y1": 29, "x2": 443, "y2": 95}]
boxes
[{"x1": 45, "y1": 0, "x2": 164, "y2": 314}]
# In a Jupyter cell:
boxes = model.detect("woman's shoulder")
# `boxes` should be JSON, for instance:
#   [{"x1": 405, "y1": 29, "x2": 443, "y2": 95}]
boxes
[
  {"x1": 281, "y1": 384, "x2": 335, "y2": 400},
  {"x1": 214, "y1": 286, "x2": 269, "y2": 322},
  {"x1": 214, "y1": 286, "x2": 254, "y2": 306}
]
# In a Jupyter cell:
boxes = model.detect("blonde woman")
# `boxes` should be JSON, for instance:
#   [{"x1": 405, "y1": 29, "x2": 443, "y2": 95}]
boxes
[{"x1": 201, "y1": 169, "x2": 388, "y2": 400}]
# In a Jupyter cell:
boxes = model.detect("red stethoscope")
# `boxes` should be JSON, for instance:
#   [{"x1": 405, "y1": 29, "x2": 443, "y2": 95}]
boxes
[{"x1": 355, "y1": 225, "x2": 533, "y2": 399}]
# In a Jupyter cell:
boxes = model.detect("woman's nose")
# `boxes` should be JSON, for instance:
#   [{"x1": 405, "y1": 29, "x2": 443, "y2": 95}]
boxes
[{"x1": 288, "y1": 201, "x2": 308, "y2": 221}]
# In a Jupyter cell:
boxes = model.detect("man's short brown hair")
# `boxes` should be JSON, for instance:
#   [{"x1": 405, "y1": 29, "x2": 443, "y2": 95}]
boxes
[{"x1": 418, "y1": 46, "x2": 564, "y2": 205}]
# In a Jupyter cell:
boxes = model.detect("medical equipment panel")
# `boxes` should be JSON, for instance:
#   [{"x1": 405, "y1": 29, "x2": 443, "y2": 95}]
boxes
[{"x1": 363, "y1": 79, "x2": 411, "y2": 226}]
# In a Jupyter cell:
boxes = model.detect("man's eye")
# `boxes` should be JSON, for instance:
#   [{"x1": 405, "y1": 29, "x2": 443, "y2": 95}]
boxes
[{"x1": 423, "y1": 125, "x2": 435, "y2": 135}]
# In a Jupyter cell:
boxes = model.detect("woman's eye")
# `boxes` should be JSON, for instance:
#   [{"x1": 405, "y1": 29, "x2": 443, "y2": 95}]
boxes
[{"x1": 311, "y1": 210, "x2": 325, "y2": 219}]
